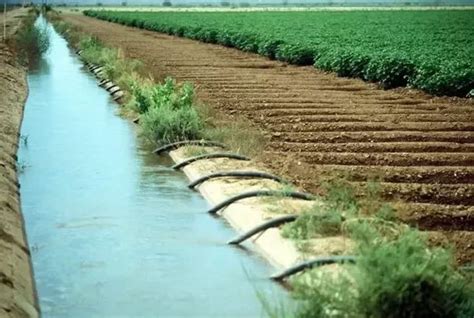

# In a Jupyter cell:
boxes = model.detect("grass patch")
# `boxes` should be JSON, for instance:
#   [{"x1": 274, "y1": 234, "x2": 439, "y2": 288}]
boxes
[
  {"x1": 281, "y1": 180, "x2": 357, "y2": 240},
  {"x1": 202, "y1": 117, "x2": 266, "y2": 157},
  {"x1": 282, "y1": 208, "x2": 344, "y2": 240},
  {"x1": 12, "y1": 13, "x2": 49, "y2": 66}
]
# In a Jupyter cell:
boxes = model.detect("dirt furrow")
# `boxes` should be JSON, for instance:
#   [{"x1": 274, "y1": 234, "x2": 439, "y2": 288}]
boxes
[
  {"x1": 64, "y1": 14, "x2": 474, "y2": 261},
  {"x1": 269, "y1": 141, "x2": 474, "y2": 153},
  {"x1": 295, "y1": 152, "x2": 474, "y2": 166},
  {"x1": 270, "y1": 131, "x2": 474, "y2": 143},
  {"x1": 301, "y1": 164, "x2": 474, "y2": 184}
]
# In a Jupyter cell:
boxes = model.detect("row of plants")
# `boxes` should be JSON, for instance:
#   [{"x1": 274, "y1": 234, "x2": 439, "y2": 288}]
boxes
[
  {"x1": 275, "y1": 180, "x2": 474, "y2": 318},
  {"x1": 83, "y1": 10, "x2": 473, "y2": 97}
]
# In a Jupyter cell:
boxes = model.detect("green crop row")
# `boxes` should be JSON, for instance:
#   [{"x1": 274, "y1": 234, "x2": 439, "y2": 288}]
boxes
[{"x1": 84, "y1": 10, "x2": 473, "y2": 97}]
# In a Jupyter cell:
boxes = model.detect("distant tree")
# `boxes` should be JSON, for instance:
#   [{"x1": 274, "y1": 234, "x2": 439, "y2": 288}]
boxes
[
  {"x1": 121, "y1": 1, "x2": 127, "y2": 6},
  {"x1": 162, "y1": 0, "x2": 172, "y2": 6},
  {"x1": 282, "y1": 0, "x2": 288, "y2": 5},
  {"x1": 221, "y1": 1, "x2": 231, "y2": 6},
  {"x1": 239, "y1": 1, "x2": 250, "y2": 7}
]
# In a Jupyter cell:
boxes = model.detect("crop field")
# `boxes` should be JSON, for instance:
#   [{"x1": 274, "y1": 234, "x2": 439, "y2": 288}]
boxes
[
  {"x1": 71, "y1": 10, "x2": 474, "y2": 262},
  {"x1": 84, "y1": 9, "x2": 474, "y2": 96}
]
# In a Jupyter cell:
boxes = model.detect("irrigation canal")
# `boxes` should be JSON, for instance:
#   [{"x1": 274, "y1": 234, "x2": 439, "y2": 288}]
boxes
[{"x1": 18, "y1": 19, "x2": 287, "y2": 317}]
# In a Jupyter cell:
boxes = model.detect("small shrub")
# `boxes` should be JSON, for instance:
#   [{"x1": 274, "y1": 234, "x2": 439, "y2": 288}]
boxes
[{"x1": 140, "y1": 105, "x2": 203, "y2": 144}]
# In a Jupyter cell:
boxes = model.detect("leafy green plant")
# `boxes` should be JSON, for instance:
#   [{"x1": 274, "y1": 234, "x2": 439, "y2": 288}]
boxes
[
  {"x1": 364, "y1": 54, "x2": 415, "y2": 89},
  {"x1": 134, "y1": 78, "x2": 204, "y2": 144},
  {"x1": 275, "y1": 44, "x2": 315, "y2": 66},
  {"x1": 140, "y1": 103, "x2": 203, "y2": 144}
]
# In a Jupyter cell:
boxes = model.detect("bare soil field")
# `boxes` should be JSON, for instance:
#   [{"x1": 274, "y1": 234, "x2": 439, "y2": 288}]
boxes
[
  {"x1": 64, "y1": 14, "x2": 473, "y2": 263},
  {"x1": 0, "y1": 8, "x2": 39, "y2": 318}
]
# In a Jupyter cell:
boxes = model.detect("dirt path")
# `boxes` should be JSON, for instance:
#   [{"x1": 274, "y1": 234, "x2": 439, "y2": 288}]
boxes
[
  {"x1": 64, "y1": 14, "x2": 473, "y2": 263},
  {"x1": 0, "y1": 8, "x2": 39, "y2": 318}
]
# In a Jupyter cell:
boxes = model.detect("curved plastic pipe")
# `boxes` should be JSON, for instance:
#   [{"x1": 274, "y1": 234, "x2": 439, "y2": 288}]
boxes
[
  {"x1": 89, "y1": 65, "x2": 101, "y2": 71},
  {"x1": 106, "y1": 85, "x2": 120, "y2": 92},
  {"x1": 153, "y1": 140, "x2": 226, "y2": 155},
  {"x1": 109, "y1": 86, "x2": 121, "y2": 94},
  {"x1": 208, "y1": 190, "x2": 315, "y2": 214},
  {"x1": 173, "y1": 153, "x2": 250, "y2": 170},
  {"x1": 188, "y1": 170, "x2": 286, "y2": 189},
  {"x1": 112, "y1": 91, "x2": 124, "y2": 101},
  {"x1": 271, "y1": 255, "x2": 357, "y2": 281},
  {"x1": 98, "y1": 79, "x2": 111, "y2": 87},
  {"x1": 92, "y1": 67, "x2": 103, "y2": 74},
  {"x1": 228, "y1": 214, "x2": 298, "y2": 245}
]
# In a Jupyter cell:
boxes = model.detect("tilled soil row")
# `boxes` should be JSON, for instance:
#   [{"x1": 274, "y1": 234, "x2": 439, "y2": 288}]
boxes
[{"x1": 64, "y1": 14, "x2": 474, "y2": 263}]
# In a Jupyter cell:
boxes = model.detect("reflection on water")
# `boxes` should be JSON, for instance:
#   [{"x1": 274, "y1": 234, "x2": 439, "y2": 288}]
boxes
[{"x1": 19, "y1": 20, "x2": 288, "y2": 318}]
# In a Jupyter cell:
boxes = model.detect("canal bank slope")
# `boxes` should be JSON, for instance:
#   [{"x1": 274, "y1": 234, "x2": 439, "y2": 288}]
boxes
[{"x1": 0, "y1": 8, "x2": 39, "y2": 318}]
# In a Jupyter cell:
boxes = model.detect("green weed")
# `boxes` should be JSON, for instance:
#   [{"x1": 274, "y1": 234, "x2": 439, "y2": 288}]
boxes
[
  {"x1": 14, "y1": 15, "x2": 49, "y2": 66},
  {"x1": 282, "y1": 206, "x2": 344, "y2": 240},
  {"x1": 288, "y1": 228, "x2": 474, "y2": 318},
  {"x1": 140, "y1": 102, "x2": 203, "y2": 144}
]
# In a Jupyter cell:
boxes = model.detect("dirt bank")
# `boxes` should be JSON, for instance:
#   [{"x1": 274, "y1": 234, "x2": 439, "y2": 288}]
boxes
[
  {"x1": 63, "y1": 13, "x2": 473, "y2": 263},
  {"x1": 0, "y1": 8, "x2": 39, "y2": 318}
]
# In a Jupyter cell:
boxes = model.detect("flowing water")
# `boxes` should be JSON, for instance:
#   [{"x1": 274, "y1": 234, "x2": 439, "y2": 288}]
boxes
[{"x1": 19, "y1": 20, "x2": 287, "y2": 318}]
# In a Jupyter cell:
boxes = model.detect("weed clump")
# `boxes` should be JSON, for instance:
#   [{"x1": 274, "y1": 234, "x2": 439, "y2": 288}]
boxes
[
  {"x1": 282, "y1": 181, "x2": 358, "y2": 240},
  {"x1": 291, "y1": 228, "x2": 474, "y2": 318},
  {"x1": 140, "y1": 103, "x2": 203, "y2": 144},
  {"x1": 14, "y1": 15, "x2": 49, "y2": 66},
  {"x1": 125, "y1": 77, "x2": 203, "y2": 144}
]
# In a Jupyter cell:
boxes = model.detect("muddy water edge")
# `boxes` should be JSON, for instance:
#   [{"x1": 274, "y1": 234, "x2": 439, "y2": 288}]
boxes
[{"x1": 17, "y1": 17, "x2": 288, "y2": 318}]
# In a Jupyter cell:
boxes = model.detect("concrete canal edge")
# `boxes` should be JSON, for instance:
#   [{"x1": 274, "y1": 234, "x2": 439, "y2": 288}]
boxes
[
  {"x1": 169, "y1": 149, "x2": 306, "y2": 270},
  {"x1": 0, "y1": 9, "x2": 40, "y2": 318}
]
